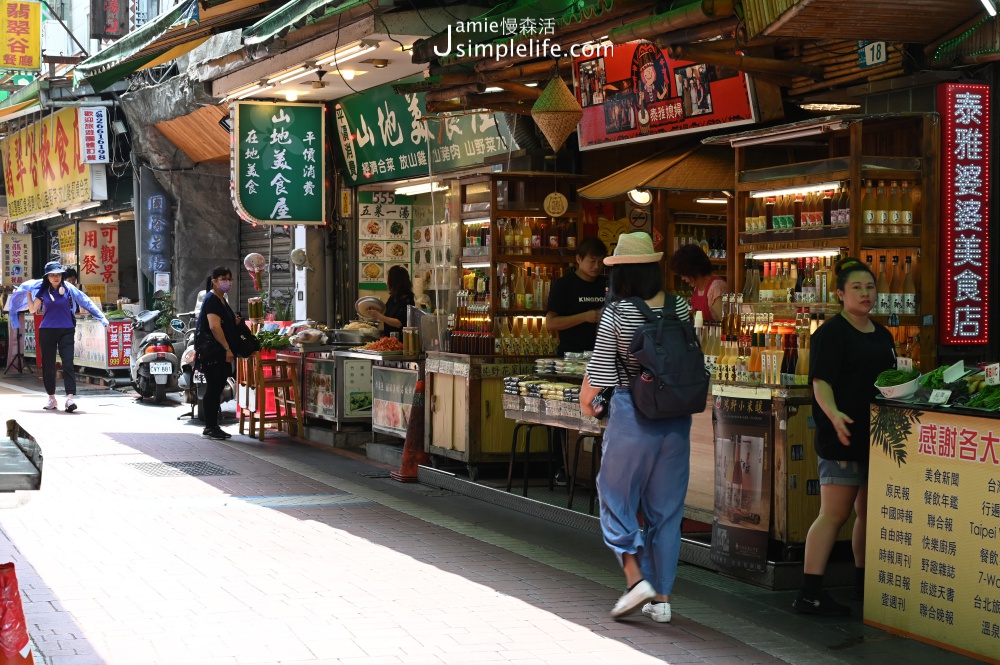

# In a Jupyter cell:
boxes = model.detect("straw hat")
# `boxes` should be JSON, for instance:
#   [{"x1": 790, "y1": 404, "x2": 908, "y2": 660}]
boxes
[{"x1": 604, "y1": 232, "x2": 663, "y2": 265}]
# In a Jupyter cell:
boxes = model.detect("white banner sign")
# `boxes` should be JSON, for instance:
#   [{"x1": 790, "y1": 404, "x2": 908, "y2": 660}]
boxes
[{"x1": 78, "y1": 107, "x2": 110, "y2": 164}]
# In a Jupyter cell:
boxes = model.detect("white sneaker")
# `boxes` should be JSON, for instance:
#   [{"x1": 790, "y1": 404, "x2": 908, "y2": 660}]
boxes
[
  {"x1": 43, "y1": 398, "x2": 57, "y2": 410},
  {"x1": 65, "y1": 398, "x2": 77, "y2": 413},
  {"x1": 642, "y1": 601, "x2": 672, "y2": 623},
  {"x1": 611, "y1": 580, "x2": 655, "y2": 618}
]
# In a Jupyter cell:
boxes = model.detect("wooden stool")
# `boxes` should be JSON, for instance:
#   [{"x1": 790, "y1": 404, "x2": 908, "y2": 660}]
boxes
[
  {"x1": 505, "y1": 422, "x2": 556, "y2": 497},
  {"x1": 567, "y1": 433, "x2": 603, "y2": 515},
  {"x1": 236, "y1": 353, "x2": 303, "y2": 441}
]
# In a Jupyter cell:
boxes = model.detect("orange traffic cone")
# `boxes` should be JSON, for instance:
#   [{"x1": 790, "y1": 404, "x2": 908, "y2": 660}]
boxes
[
  {"x1": 0, "y1": 563, "x2": 34, "y2": 665},
  {"x1": 391, "y1": 380, "x2": 429, "y2": 483}
]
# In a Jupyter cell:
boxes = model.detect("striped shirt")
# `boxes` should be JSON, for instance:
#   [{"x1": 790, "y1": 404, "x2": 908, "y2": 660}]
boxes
[{"x1": 586, "y1": 295, "x2": 691, "y2": 387}]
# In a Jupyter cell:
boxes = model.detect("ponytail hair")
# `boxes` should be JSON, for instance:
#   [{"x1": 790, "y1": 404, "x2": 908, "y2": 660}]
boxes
[{"x1": 206, "y1": 266, "x2": 232, "y2": 291}]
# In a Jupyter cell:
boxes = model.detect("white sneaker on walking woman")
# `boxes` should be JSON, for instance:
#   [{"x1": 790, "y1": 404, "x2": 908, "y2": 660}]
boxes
[
  {"x1": 65, "y1": 398, "x2": 77, "y2": 413},
  {"x1": 43, "y1": 397, "x2": 57, "y2": 410}
]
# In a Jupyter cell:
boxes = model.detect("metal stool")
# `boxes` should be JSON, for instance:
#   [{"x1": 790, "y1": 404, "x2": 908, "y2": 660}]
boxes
[
  {"x1": 505, "y1": 422, "x2": 556, "y2": 497},
  {"x1": 567, "y1": 433, "x2": 603, "y2": 515}
]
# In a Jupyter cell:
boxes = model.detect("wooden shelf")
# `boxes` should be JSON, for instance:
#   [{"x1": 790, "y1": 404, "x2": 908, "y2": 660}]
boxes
[
  {"x1": 870, "y1": 314, "x2": 928, "y2": 327},
  {"x1": 460, "y1": 209, "x2": 580, "y2": 220},
  {"x1": 496, "y1": 309, "x2": 549, "y2": 316},
  {"x1": 734, "y1": 236, "x2": 848, "y2": 254},
  {"x1": 494, "y1": 254, "x2": 578, "y2": 264},
  {"x1": 859, "y1": 232, "x2": 923, "y2": 248}
]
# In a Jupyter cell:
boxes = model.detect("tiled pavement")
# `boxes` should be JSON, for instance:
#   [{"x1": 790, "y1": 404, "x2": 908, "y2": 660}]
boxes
[{"x1": 0, "y1": 377, "x2": 965, "y2": 664}]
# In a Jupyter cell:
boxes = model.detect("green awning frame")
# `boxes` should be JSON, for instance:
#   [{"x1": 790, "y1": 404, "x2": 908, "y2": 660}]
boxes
[
  {"x1": 72, "y1": 0, "x2": 200, "y2": 91},
  {"x1": 243, "y1": 0, "x2": 370, "y2": 46}
]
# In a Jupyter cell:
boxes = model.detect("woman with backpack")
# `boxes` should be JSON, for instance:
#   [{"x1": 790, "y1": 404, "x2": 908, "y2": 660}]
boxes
[{"x1": 580, "y1": 232, "x2": 692, "y2": 623}]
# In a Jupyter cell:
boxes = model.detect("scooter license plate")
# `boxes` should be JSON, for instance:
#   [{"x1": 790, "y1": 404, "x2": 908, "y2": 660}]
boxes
[{"x1": 150, "y1": 362, "x2": 173, "y2": 375}]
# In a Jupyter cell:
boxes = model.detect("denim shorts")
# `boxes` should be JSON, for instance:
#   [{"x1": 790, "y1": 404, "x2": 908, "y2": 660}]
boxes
[{"x1": 817, "y1": 456, "x2": 868, "y2": 486}]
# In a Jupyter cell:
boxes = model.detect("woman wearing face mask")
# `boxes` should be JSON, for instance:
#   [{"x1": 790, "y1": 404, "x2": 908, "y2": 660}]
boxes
[{"x1": 195, "y1": 266, "x2": 241, "y2": 440}]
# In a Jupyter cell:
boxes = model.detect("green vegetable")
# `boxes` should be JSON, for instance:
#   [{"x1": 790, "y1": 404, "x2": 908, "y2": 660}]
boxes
[
  {"x1": 967, "y1": 384, "x2": 1000, "y2": 410},
  {"x1": 875, "y1": 368, "x2": 920, "y2": 387},
  {"x1": 920, "y1": 364, "x2": 950, "y2": 389},
  {"x1": 254, "y1": 329, "x2": 291, "y2": 350}
]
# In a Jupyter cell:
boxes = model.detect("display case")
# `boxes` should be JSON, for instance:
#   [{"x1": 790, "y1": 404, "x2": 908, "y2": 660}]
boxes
[
  {"x1": 713, "y1": 114, "x2": 940, "y2": 370},
  {"x1": 453, "y1": 172, "x2": 586, "y2": 356}
]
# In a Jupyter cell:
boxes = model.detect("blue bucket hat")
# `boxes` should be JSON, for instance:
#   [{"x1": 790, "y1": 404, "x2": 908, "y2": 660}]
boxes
[{"x1": 42, "y1": 261, "x2": 66, "y2": 276}]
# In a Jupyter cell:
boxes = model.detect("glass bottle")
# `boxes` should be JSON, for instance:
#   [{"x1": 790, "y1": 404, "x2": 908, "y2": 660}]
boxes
[
  {"x1": 902, "y1": 256, "x2": 917, "y2": 315},
  {"x1": 533, "y1": 266, "x2": 545, "y2": 309},
  {"x1": 524, "y1": 267, "x2": 535, "y2": 310},
  {"x1": 876, "y1": 255, "x2": 890, "y2": 314},
  {"x1": 900, "y1": 183, "x2": 914, "y2": 236},
  {"x1": 565, "y1": 221, "x2": 577, "y2": 250},
  {"x1": 521, "y1": 218, "x2": 532, "y2": 254},
  {"x1": 875, "y1": 180, "x2": 889, "y2": 235},
  {"x1": 765, "y1": 197, "x2": 775, "y2": 233},
  {"x1": 499, "y1": 263, "x2": 510, "y2": 310},
  {"x1": 514, "y1": 266, "x2": 525, "y2": 310},
  {"x1": 888, "y1": 181, "x2": 902, "y2": 235},
  {"x1": 861, "y1": 180, "x2": 875, "y2": 235},
  {"x1": 889, "y1": 254, "x2": 904, "y2": 315}
]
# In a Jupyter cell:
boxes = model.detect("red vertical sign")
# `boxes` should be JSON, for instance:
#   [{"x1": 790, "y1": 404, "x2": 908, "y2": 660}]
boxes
[{"x1": 938, "y1": 83, "x2": 990, "y2": 345}]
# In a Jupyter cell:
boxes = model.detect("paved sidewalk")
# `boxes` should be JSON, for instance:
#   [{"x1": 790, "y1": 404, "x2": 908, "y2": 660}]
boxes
[{"x1": 0, "y1": 379, "x2": 965, "y2": 665}]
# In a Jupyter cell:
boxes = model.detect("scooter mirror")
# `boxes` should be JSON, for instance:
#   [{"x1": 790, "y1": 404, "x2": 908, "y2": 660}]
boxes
[{"x1": 170, "y1": 319, "x2": 185, "y2": 332}]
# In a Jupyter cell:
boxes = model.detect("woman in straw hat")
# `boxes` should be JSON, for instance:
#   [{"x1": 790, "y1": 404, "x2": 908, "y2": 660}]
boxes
[{"x1": 580, "y1": 231, "x2": 692, "y2": 624}]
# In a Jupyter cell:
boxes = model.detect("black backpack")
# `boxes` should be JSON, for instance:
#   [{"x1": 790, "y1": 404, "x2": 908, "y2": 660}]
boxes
[{"x1": 616, "y1": 296, "x2": 710, "y2": 419}]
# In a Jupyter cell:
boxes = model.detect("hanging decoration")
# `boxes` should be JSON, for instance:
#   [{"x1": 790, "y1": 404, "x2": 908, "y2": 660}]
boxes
[{"x1": 530, "y1": 76, "x2": 583, "y2": 152}]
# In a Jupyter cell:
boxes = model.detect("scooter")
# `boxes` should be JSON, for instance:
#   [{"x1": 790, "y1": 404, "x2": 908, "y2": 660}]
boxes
[
  {"x1": 177, "y1": 291, "x2": 234, "y2": 422},
  {"x1": 131, "y1": 310, "x2": 181, "y2": 404}
]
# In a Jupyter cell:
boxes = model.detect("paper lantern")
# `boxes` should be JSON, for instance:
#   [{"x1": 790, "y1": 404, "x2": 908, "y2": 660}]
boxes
[{"x1": 531, "y1": 77, "x2": 583, "y2": 153}]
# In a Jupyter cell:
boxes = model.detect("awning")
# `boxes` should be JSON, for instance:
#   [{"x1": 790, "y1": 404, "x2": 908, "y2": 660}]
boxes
[
  {"x1": 73, "y1": 0, "x2": 200, "y2": 91},
  {"x1": 578, "y1": 144, "x2": 736, "y2": 199},
  {"x1": 73, "y1": 0, "x2": 275, "y2": 92},
  {"x1": 154, "y1": 104, "x2": 230, "y2": 163},
  {"x1": 243, "y1": 0, "x2": 372, "y2": 46}
]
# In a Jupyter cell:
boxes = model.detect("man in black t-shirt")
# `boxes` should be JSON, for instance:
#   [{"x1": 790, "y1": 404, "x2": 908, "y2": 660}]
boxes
[{"x1": 545, "y1": 237, "x2": 608, "y2": 355}]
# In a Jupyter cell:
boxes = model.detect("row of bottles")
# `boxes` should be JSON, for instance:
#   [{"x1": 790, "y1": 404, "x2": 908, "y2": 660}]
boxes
[
  {"x1": 740, "y1": 256, "x2": 839, "y2": 305},
  {"x1": 496, "y1": 217, "x2": 577, "y2": 254},
  {"x1": 446, "y1": 315, "x2": 559, "y2": 356},
  {"x1": 871, "y1": 253, "x2": 917, "y2": 315},
  {"x1": 698, "y1": 320, "x2": 815, "y2": 386},
  {"x1": 744, "y1": 188, "x2": 851, "y2": 237},
  {"x1": 496, "y1": 263, "x2": 562, "y2": 311},
  {"x1": 673, "y1": 225, "x2": 728, "y2": 259},
  {"x1": 860, "y1": 180, "x2": 917, "y2": 236}
]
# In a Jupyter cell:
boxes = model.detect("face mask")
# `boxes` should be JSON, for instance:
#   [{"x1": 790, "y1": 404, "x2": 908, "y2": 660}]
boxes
[{"x1": 218, "y1": 280, "x2": 232, "y2": 293}]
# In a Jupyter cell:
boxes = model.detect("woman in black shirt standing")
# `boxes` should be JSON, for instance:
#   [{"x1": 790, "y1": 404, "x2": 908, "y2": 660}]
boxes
[
  {"x1": 367, "y1": 266, "x2": 415, "y2": 339},
  {"x1": 794, "y1": 257, "x2": 896, "y2": 616}
]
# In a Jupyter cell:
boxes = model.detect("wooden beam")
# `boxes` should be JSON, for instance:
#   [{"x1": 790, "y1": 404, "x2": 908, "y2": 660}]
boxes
[
  {"x1": 493, "y1": 82, "x2": 542, "y2": 99},
  {"x1": 462, "y1": 92, "x2": 535, "y2": 106},
  {"x1": 670, "y1": 45, "x2": 825, "y2": 80},
  {"x1": 653, "y1": 16, "x2": 740, "y2": 49},
  {"x1": 610, "y1": 0, "x2": 734, "y2": 44},
  {"x1": 425, "y1": 83, "x2": 485, "y2": 102}
]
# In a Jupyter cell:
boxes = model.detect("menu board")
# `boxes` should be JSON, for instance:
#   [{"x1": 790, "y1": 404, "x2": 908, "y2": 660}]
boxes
[
  {"x1": 0, "y1": 233, "x2": 31, "y2": 287},
  {"x1": 358, "y1": 192, "x2": 412, "y2": 291},
  {"x1": 866, "y1": 403, "x2": 1000, "y2": 663},
  {"x1": 342, "y1": 358, "x2": 373, "y2": 418}
]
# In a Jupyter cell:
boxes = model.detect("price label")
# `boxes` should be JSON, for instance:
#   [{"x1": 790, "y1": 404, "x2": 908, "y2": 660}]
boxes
[
  {"x1": 929, "y1": 389, "x2": 952, "y2": 404},
  {"x1": 986, "y1": 363, "x2": 1000, "y2": 386},
  {"x1": 897, "y1": 357, "x2": 913, "y2": 372}
]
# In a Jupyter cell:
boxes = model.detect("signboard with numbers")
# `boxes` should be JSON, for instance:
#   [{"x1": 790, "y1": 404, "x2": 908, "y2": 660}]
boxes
[
  {"x1": 710, "y1": 385, "x2": 772, "y2": 573},
  {"x1": 77, "y1": 107, "x2": 110, "y2": 164},
  {"x1": 858, "y1": 41, "x2": 888, "y2": 69},
  {"x1": 73, "y1": 319, "x2": 131, "y2": 369},
  {"x1": 333, "y1": 75, "x2": 517, "y2": 186},
  {"x1": 0, "y1": 107, "x2": 98, "y2": 221},
  {"x1": 231, "y1": 102, "x2": 325, "y2": 225},
  {"x1": 866, "y1": 404, "x2": 1000, "y2": 663},
  {"x1": 0, "y1": 1, "x2": 41, "y2": 71},
  {"x1": 938, "y1": 83, "x2": 990, "y2": 345},
  {"x1": 358, "y1": 191, "x2": 411, "y2": 292}
]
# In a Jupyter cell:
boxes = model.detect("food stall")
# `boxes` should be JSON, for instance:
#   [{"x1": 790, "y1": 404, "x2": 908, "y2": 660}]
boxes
[
  {"x1": 866, "y1": 362, "x2": 1000, "y2": 664},
  {"x1": 22, "y1": 314, "x2": 131, "y2": 379}
]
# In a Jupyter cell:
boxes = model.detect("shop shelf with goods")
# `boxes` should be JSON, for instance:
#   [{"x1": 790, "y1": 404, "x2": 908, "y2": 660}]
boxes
[
  {"x1": 666, "y1": 206, "x2": 731, "y2": 299},
  {"x1": 706, "y1": 113, "x2": 939, "y2": 371},
  {"x1": 454, "y1": 172, "x2": 587, "y2": 358}
]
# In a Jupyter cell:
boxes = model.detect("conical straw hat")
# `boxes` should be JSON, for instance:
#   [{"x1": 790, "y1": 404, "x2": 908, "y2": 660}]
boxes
[{"x1": 531, "y1": 76, "x2": 583, "y2": 152}]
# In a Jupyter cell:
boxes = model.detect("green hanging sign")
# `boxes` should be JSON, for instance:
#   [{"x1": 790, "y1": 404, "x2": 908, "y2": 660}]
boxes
[
  {"x1": 333, "y1": 76, "x2": 518, "y2": 186},
  {"x1": 231, "y1": 101, "x2": 326, "y2": 225}
]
